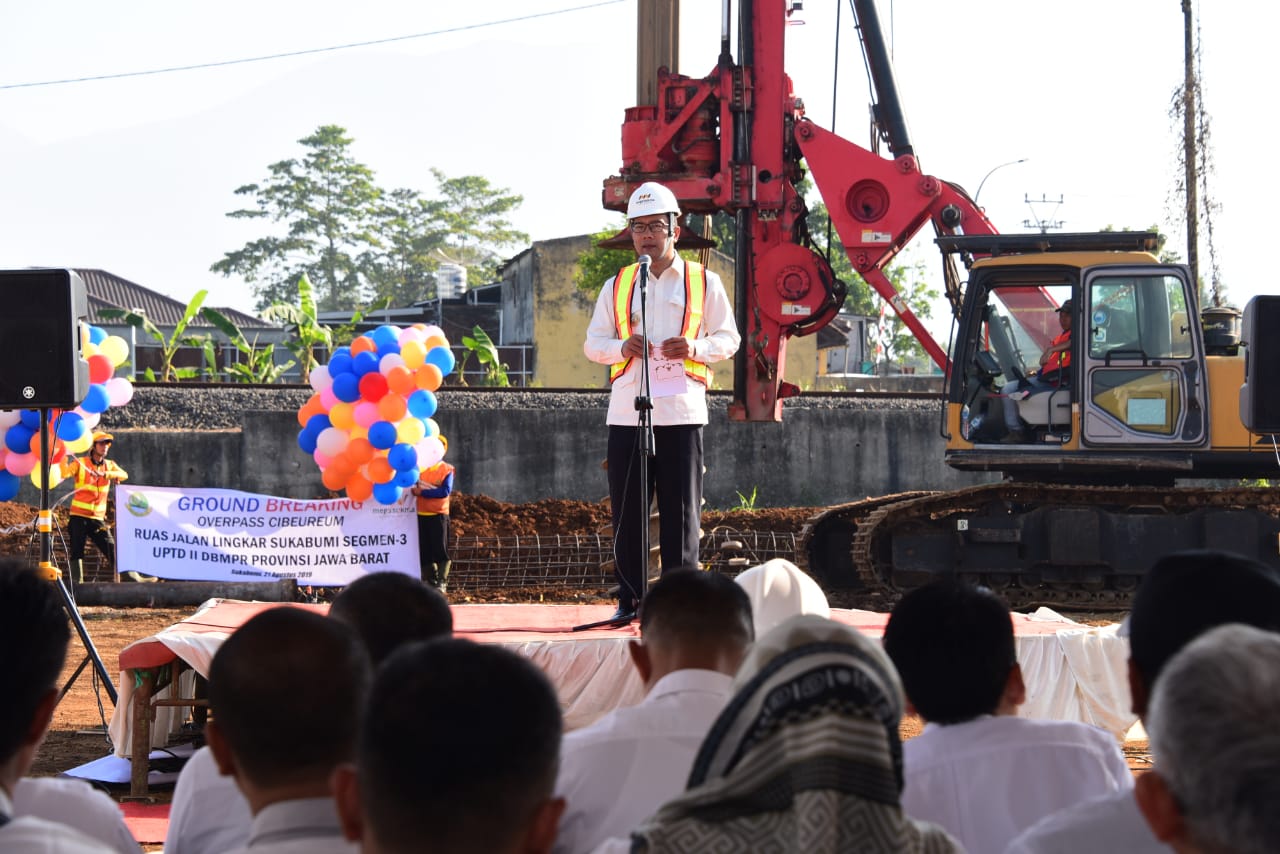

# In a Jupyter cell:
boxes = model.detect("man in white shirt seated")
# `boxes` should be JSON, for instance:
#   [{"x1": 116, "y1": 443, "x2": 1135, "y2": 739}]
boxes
[
  {"x1": 165, "y1": 573, "x2": 454, "y2": 854},
  {"x1": 1005, "y1": 550, "x2": 1280, "y2": 854},
  {"x1": 553, "y1": 569, "x2": 754, "y2": 854},
  {"x1": 883, "y1": 579, "x2": 1132, "y2": 854},
  {"x1": 13, "y1": 777, "x2": 140, "y2": 853},
  {"x1": 205, "y1": 608, "x2": 370, "y2": 854},
  {"x1": 0, "y1": 559, "x2": 115, "y2": 852},
  {"x1": 1134, "y1": 623, "x2": 1280, "y2": 854}
]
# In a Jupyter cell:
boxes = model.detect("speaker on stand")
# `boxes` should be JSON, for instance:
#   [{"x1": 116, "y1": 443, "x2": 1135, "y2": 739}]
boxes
[{"x1": 0, "y1": 269, "x2": 117, "y2": 705}]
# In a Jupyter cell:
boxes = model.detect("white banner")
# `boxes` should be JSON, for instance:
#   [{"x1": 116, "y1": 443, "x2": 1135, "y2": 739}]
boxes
[{"x1": 115, "y1": 485, "x2": 418, "y2": 585}]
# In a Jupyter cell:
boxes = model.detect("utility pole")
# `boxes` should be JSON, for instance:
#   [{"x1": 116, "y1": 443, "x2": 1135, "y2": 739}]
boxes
[
  {"x1": 1182, "y1": 0, "x2": 1199, "y2": 291},
  {"x1": 1023, "y1": 194, "x2": 1065, "y2": 234},
  {"x1": 637, "y1": 0, "x2": 679, "y2": 104}
]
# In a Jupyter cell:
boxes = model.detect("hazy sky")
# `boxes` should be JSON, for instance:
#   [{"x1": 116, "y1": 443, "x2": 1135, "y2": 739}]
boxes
[{"x1": 0, "y1": 1, "x2": 1267, "y2": 344}]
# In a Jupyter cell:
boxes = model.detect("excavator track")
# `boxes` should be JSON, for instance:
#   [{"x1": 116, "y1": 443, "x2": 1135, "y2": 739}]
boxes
[
  {"x1": 796, "y1": 491, "x2": 936, "y2": 589},
  {"x1": 809, "y1": 483, "x2": 1280, "y2": 610}
]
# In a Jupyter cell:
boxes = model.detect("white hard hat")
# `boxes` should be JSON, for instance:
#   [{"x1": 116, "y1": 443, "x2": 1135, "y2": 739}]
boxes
[{"x1": 627, "y1": 182, "x2": 681, "y2": 219}]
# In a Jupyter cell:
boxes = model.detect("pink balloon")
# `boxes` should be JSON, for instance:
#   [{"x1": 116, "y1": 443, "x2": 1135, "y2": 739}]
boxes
[
  {"x1": 104, "y1": 377, "x2": 134, "y2": 408},
  {"x1": 309, "y1": 364, "x2": 332, "y2": 393},
  {"x1": 319, "y1": 385, "x2": 339, "y2": 410},
  {"x1": 353, "y1": 401, "x2": 380, "y2": 429},
  {"x1": 6, "y1": 451, "x2": 36, "y2": 476},
  {"x1": 313, "y1": 449, "x2": 332, "y2": 468}
]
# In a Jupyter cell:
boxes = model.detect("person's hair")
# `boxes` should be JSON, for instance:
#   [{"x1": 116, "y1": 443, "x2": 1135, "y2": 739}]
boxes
[
  {"x1": 639, "y1": 569, "x2": 755, "y2": 647},
  {"x1": 328, "y1": 572, "x2": 453, "y2": 666},
  {"x1": 358, "y1": 638, "x2": 562, "y2": 853},
  {"x1": 0, "y1": 559, "x2": 70, "y2": 762},
  {"x1": 207, "y1": 607, "x2": 369, "y2": 788},
  {"x1": 1128, "y1": 550, "x2": 1280, "y2": 689},
  {"x1": 882, "y1": 579, "x2": 1015, "y2": 723},
  {"x1": 1145, "y1": 623, "x2": 1280, "y2": 854}
]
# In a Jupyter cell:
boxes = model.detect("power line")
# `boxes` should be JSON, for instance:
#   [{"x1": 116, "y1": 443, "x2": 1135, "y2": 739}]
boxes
[{"x1": 0, "y1": 0, "x2": 624, "y2": 91}]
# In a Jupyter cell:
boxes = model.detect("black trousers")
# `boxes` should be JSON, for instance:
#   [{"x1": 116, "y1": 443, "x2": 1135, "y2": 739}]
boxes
[
  {"x1": 417, "y1": 513, "x2": 450, "y2": 566},
  {"x1": 607, "y1": 424, "x2": 703, "y2": 609},
  {"x1": 69, "y1": 514, "x2": 115, "y2": 567}
]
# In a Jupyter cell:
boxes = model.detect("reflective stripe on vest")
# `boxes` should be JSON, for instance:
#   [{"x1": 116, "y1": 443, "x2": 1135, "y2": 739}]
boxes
[
  {"x1": 608, "y1": 261, "x2": 710, "y2": 386},
  {"x1": 70, "y1": 457, "x2": 114, "y2": 519}
]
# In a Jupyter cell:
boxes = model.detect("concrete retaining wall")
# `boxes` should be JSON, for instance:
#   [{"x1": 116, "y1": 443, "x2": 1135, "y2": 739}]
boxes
[{"x1": 20, "y1": 403, "x2": 994, "y2": 510}]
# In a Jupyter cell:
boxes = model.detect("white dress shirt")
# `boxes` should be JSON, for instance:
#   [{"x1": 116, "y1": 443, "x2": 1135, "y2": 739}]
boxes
[
  {"x1": 164, "y1": 745, "x2": 253, "y2": 854},
  {"x1": 583, "y1": 256, "x2": 740, "y2": 427},
  {"x1": 13, "y1": 777, "x2": 141, "y2": 853},
  {"x1": 902, "y1": 715, "x2": 1133, "y2": 854},
  {"x1": 224, "y1": 796, "x2": 356, "y2": 854},
  {"x1": 1002, "y1": 789, "x2": 1168, "y2": 854},
  {"x1": 553, "y1": 669, "x2": 734, "y2": 854},
  {"x1": 0, "y1": 786, "x2": 116, "y2": 853}
]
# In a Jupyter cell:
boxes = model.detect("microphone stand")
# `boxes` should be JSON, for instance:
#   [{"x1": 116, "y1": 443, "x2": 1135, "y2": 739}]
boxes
[{"x1": 575, "y1": 255, "x2": 654, "y2": 631}]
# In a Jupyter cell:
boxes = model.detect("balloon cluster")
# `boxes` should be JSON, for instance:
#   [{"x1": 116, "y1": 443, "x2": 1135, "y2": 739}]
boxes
[
  {"x1": 299, "y1": 324, "x2": 455, "y2": 505},
  {"x1": 0, "y1": 326, "x2": 135, "y2": 501}
]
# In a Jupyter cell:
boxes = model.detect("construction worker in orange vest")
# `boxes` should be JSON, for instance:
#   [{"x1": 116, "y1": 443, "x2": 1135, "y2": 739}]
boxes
[
  {"x1": 61, "y1": 430, "x2": 131, "y2": 583},
  {"x1": 583, "y1": 182, "x2": 741, "y2": 621},
  {"x1": 411, "y1": 436, "x2": 454, "y2": 592}
]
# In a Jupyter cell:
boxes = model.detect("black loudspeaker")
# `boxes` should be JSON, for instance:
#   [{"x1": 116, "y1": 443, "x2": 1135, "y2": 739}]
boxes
[
  {"x1": 1240, "y1": 295, "x2": 1280, "y2": 434},
  {"x1": 0, "y1": 269, "x2": 91, "y2": 408}
]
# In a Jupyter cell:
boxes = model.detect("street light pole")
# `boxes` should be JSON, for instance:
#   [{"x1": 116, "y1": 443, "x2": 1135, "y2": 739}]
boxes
[{"x1": 974, "y1": 158, "x2": 1028, "y2": 206}]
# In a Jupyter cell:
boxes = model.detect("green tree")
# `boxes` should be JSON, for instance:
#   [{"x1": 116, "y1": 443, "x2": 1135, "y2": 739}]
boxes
[
  {"x1": 362, "y1": 188, "x2": 448, "y2": 306},
  {"x1": 211, "y1": 124, "x2": 383, "y2": 313},
  {"x1": 871, "y1": 257, "x2": 939, "y2": 368},
  {"x1": 422, "y1": 169, "x2": 528, "y2": 287},
  {"x1": 573, "y1": 220, "x2": 636, "y2": 300},
  {"x1": 457, "y1": 325, "x2": 511, "y2": 387}
]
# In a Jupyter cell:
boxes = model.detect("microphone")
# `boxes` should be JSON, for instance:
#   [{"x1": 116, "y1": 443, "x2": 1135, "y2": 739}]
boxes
[
  {"x1": 636, "y1": 254, "x2": 651, "y2": 270},
  {"x1": 636, "y1": 254, "x2": 651, "y2": 292}
]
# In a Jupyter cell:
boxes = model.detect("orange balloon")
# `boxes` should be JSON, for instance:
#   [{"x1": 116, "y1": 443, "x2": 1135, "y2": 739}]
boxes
[
  {"x1": 322, "y1": 466, "x2": 348, "y2": 492},
  {"x1": 415, "y1": 364, "x2": 443, "y2": 391},
  {"x1": 366, "y1": 455, "x2": 395, "y2": 484},
  {"x1": 385, "y1": 365, "x2": 416, "y2": 396},
  {"x1": 377, "y1": 394, "x2": 407, "y2": 422},
  {"x1": 297, "y1": 394, "x2": 324, "y2": 427},
  {"x1": 346, "y1": 437, "x2": 375, "y2": 465},
  {"x1": 346, "y1": 473, "x2": 374, "y2": 502},
  {"x1": 423, "y1": 334, "x2": 448, "y2": 352},
  {"x1": 349, "y1": 336, "x2": 376, "y2": 356}
]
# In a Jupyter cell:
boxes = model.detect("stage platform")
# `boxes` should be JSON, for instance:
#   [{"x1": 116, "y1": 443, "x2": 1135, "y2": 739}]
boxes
[{"x1": 108, "y1": 599, "x2": 1136, "y2": 797}]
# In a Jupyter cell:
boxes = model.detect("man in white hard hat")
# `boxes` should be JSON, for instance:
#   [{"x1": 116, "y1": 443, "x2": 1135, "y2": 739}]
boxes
[{"x1": 584, "y1": 182, "x2": 741, "y2": 620}]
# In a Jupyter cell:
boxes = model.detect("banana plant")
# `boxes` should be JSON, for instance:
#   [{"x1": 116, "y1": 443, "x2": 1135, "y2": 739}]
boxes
[
  {"x1": 201, "y1": 308, "x2": 296, "y2": 383},
  {"x1": 460, "y1": 325, "x2": 510, "y2": 387},
  {"x1": 260, "y1": 273, "x2": 333, "y2": 384},
  {"x1": 99, "y1": 289, "x2": 212, "y2": 382}
]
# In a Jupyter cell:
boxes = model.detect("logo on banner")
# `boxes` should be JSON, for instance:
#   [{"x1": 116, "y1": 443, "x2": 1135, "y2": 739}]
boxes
[{"x1": 126, "y1": 492, "x2": 152, "y2": 517}]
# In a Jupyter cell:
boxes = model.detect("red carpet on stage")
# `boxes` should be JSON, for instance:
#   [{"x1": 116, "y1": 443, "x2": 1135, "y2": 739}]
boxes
[{"x1": 120, "y1": 801, "x2": 168, "y2": 845}]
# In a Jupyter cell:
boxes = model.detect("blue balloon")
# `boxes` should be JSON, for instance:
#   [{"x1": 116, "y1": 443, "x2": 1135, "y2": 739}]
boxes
[
  {"x1": 0, "y1": 470, "x2": 19, "y2": 501},
  {"x1": 19, "y1": 409, "x2": 41, "y2": 429},
  {"x1": 89, "y1": 325, "x2": 107, "y2": 345},
  {"x1": 4, "y1": 425, "x2": 34, "y2": 454},
  {"x1": 407, "y1": 389, "x2": 437, "y2": 419},
  {"x1": 297, "y1": 428, "x2": 318, "y2": 454},
  {"x1": 372, "y1": 481, "x2": 403, "y2": 505},
  {"x1": 367, "y1": 421, "x2": 397, "y2": 450},
  {"x1": 305, "y1": 414, "x2": 332, "y2": 434},
  {"x1": 376, "y1": 339, "x2": 401, "y2": 358},
  {"x1": 387, "y1": 443, "x2": 418, "y2": 471},
  {"x1": 371, "y1": 326, "x2": 399, "y2": 350},
  {"x1": 56, "y1": 412, "x2": 86, "y2": 442},
  {"x1": 352, "y1": 350, "x2": 380, "y2": 378},
  {"x1": 80, "y1": 383, "x2": 110, "y2": 414},
  {"x1": 331, "y1": 372, "x2": 361, "y2": 403},
  {"x1": 425, "y1": 346, "x2": 456, "y2": 376},
  {"x1": 327, "y1": 352, "x2": 353, "y2": 377},
  {"x1": 393, "y1": 468, "x2": 420, "y2": 488}
]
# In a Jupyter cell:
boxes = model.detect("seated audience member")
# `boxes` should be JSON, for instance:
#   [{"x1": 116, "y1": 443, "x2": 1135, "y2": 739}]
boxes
[
  {"x1": 334, "y1": 638, "x2": 566, "y2": 854},
  {"x1": 1135, "y1": 623, "x2": 1280, "y2": 854},
  {"x1": 13, "y1": 777, "x2": 140, "y2": 853},
  {"x1": 0, "y1": 559, "x2": 115, "y2": 852},
  {"x1": 205, "y1": 607, "x2": 370, "y2": 854},
  {"x1": 733, "y1": 558, "x2": 829, "y2": 637},
  {"x1": 883, "y1": 579, "x2": 1130, "y2": 853},
  {"x1": 601, "y1": 614, "x2": 962, "y2": 853},
  {"x1": 166, "y1": 573, "x2": 453, "y2": 854},
  {"x1": 1005, "y1": 550, "x2": 1280, "y2": 854},
  {"x1": 553, "y1": 570, "x2": 754, "y2": 854},
  {"x1": 1136, "y1": 622, "x2": 1274, "y2": 854}
]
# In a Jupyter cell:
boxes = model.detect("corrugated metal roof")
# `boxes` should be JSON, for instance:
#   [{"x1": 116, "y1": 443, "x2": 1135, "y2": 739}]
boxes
[{"x1": 75, "y1": 268, "x2": 274, "y2": 329}]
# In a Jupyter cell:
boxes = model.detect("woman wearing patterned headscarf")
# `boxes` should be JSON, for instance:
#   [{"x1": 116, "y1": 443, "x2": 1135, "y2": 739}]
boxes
[{"x1": 616, "y1": 614, "x2": 962, "y2": 853}]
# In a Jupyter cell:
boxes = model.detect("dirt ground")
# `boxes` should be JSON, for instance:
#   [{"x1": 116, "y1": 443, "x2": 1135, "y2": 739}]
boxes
[{"x1": 4, "y1": 493, "x2": 1148, "y2": 833}]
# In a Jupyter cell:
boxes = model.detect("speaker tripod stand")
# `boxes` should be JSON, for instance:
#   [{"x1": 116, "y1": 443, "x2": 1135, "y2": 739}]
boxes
[{"x1": 36, "y1": 410, "x2": 117, "y2": 706}]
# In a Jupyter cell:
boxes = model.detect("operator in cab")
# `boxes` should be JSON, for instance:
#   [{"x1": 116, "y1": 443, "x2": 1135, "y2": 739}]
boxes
[{"x1": 1002, "y1": 299, "x2": 1072, "y2": 442}]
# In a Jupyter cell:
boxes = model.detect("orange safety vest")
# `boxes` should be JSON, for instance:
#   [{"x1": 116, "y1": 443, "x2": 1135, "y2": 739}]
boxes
[
  {"x1": 1044, "y1": 329, "x2": 1072, "y2": 373},
  {"x1": 415, "y1": 461, "x2": 455, "y2": 516},
  {"x1": 609, "y1": 261, "x2": 710, "y2": 386},
  {"x1": 66, "y1": 455, "x2": 127, "y2": 520}
]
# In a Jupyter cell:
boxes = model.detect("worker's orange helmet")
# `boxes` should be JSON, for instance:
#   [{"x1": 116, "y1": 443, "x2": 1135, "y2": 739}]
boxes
[
  {"x1": 439, "y1": 435, "x2": 448, "y2": 453},
  {"x1": 92, "y1": 431, "x2": 114, "y2": 444}
]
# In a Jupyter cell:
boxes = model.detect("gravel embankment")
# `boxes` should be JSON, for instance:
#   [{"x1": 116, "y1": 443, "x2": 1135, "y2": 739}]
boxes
[{"x1": 99, "y1": 385, "x2": 938, "y2": 431}]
